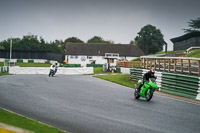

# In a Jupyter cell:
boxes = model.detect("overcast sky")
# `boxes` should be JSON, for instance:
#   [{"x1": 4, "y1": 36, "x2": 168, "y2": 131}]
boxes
[{"x1": 0, "y1": 0, "x2": 200, "y2": 50}]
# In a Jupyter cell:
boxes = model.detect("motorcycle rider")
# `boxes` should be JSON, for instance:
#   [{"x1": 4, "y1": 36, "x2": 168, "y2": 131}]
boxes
[
  {"x1": 55, "y1": 62, "x2": 58, "y2": 74},
  {"x1": 49, "y1": 64, "x2": 56, "y2": 76},
  {"x1": 137, "y1": 68, "x2": 156, "y2": 92}
]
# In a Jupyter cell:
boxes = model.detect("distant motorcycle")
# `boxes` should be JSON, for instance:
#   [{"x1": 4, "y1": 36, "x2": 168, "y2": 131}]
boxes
[
  {"x1": 134, "y1": 78, "x2": 157, "y2": 101},
  {"x1": 49, "y1": 69, "x2": 55, "y2": 77},
  {"x1": 49, "y1": 64, "x2": 56, "y2": 77}
]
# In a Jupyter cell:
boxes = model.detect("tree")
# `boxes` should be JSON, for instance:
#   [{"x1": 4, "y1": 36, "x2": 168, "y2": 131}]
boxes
[
  {"x1": 184, "y1": 18, "x2": 200, "y2": 33},
  {"x1": 64, "y1": 37, "x2": 84, "y2": 43},
  {"x1": 0, "y1": 35, "x2": 63, "y2": 54},
  {"x1": 134, "y1": 24, "x2": 165, "y2": 55},
  {"x1": 87, "y1": 36, "x2": 114, "y2": 44}
]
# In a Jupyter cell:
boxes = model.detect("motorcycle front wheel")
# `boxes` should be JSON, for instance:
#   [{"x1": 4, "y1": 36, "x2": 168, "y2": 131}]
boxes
[
  {"x1": 145, "y1": 89, "x2": 153, "y2": 101},
  {"x1": 134, "y1": 89, "x2": 140, "y2": 99}
]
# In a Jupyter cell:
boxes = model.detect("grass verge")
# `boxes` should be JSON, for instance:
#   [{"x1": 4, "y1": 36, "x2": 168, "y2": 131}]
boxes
[
  {"x1": 16, "y1": 62, "x2": 51, "y2": 67},
  {"x1": 0, "y1": 62, "x2": 4, "y2": 66},
  {"x1": 186, "y1": 50, "x2": 200, "y2": 58},
  {"x1": 94, "y1": 67, "x2": 106, "y2": 74},
  {"x1": 0, "y1": 72, "x2": 10, "y2": 76},
  {"x1": 156, "y1": 50, "x2": 185, "y2": 54},
  {"x1": 95, "y1": 74, "x2": 136, "y2": 88},
  {"x1": 0, "y1": 108, "x2": 67, "y2": 133}
]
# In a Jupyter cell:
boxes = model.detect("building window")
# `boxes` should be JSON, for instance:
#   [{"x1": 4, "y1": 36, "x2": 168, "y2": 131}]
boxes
[
  {"x1": 87, "y1": 56, "x2": 92, "y2": 59},
  {"x1": 70, "y1": 56, "x2": 78, "y2": 59}
]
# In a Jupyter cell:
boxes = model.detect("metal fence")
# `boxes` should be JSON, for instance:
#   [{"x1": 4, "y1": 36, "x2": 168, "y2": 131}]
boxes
[{"x1": 0, "y1": 50, "x2": 64, "y2": 63}]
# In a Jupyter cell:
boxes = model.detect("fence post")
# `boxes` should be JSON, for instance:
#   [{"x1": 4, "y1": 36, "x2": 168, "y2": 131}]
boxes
[
  {"x1": 146, "y1": 58, "x2": 148, "y2": 69},
  {"x1": 188, "y1": 59, "x2": 191, "y2": 74},
  {"x1": 198, "y1": 60, "x2": 200, "y2": 76},
  {"x1": 168, "y1": 59, "x2": 171, "y2": 72},
  {"x1": 158, "y1": 59, "x2": 160, "y2": 71},
  {"x1": 181, "y1": 59, "x2": 183, "y2": 73},
  {"x1": 150, "y1": 59, "x2": 152, "y2": 69},
  {"x1": 143, "y1": 58, "x2": 145, "y2": 69},
  {"x1": 154, "y1": 59, "x2": 156, "y2": 70},
  {"x1": 174, "y1": 59, "x2": 176, "y2": 73},
  {"x1": 164, "y1": 59, "x2": 166, "y2": 72}
]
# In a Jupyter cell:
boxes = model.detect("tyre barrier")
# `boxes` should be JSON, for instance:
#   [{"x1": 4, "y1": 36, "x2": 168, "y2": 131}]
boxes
[{"x1": 130, "y1": 68, "x2": 200, "y2": 100}]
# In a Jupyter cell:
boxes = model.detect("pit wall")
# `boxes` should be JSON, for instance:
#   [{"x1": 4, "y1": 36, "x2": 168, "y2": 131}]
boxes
[{"x1": 9, "y1": 67, "x2": 93, "y2": 75}]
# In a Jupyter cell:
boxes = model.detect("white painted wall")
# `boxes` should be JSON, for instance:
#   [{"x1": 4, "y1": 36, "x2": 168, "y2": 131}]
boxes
[
  {"x1": 66, "y1": 55, "x2": 109, "y2": 67},
  {"x1": 9, "y1": 67, "x2": 94, "y2": 75},
  {"x1": 66, "y1": 55, "x2": 137, "y2": 67}
]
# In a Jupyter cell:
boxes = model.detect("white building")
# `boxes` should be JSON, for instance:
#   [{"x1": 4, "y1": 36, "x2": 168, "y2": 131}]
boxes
[{"x1": 65, "y1": 43, "x2": 144, "y2": 67}]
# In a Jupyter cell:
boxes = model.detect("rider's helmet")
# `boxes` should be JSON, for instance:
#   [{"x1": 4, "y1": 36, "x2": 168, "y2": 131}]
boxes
[{"x1": 150, "y1": 68, "x2": 155, "y2": 76}]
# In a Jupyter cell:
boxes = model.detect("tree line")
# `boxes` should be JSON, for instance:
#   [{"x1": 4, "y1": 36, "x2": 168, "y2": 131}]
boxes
[
  {"x1": 0, "y1": 36, "x2": 113, "y2": 54},
  {"x1": 0, "y1": 17, "x2": 199, "y2": 55}
]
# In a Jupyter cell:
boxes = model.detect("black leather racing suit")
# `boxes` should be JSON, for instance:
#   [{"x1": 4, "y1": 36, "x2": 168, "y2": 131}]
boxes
[{"x1": 137, "y1": 71, "x2": 156, "y2": 92}]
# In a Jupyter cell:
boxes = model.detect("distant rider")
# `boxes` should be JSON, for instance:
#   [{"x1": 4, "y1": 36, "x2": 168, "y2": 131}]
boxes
[
  {"x1": 49, "y1": 64, "x2": 56, "y2": 76},
  {"x1": 55, "y1": 62, "x2": 58, "y2": 74},
  {"x1": 137, "y1": 68, "x2": 156, "y2": 92}
]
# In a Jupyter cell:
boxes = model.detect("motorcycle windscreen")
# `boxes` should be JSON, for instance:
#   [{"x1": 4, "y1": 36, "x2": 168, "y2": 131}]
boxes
[
  {"x1": 149, "y1": 78, "x2": 157, "y2": 89},
  {"x1": 150, "y1": 78, "x2": 156, "y2": 83}
]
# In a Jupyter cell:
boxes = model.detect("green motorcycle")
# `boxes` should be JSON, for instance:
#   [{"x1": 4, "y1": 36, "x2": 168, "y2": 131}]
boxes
[{"x1": 134, "y1": 78, "x2": 158, "y2": 101}]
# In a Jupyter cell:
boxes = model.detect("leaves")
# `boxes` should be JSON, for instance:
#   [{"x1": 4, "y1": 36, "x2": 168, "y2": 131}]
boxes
[
  {"x1": 64, "y1": 37, "x2": 84, "y2": 43},
  {"x1": 0, "y1": 35, "x2": 63, "y2": 54},
  {"x1": 87, "y1": 36, "x2": 114, "y2": 44},
  {"x1": 184, "y1": 18, "x2": 200, "y2": 33},
  {"x1": 134, "y1": 24, "x2": 165, "y2": 55}
]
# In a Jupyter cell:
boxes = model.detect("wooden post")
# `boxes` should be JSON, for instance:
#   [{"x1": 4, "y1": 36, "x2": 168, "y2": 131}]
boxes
[
  {"x1": 181, "y1": 59, "x2": 183, "y2": 73},
  {"x1": 164, "y1": 59, "x2": 166, "y2": 72},
  {"x1": 154, "y1": 59, "x2": 156, "y2": 70},
  {"x1": 158, "y1": 59, "x2": 160, "y2": 71},
  {"x1": 168, "y1": 59, "x2": 171, "y2": 72},
  {"x1": 150, "y1": 59, "x2": 152, "y2": 69},
  {"x1": 199, "y1": 60, "x2": 200, "y2": 76},
  {"x1": 174, "y1": 59, "x2": 176, "y2": 73},
  {"x1": 188, "y1": 59, "x2": 191, "y2": 74},
  {"x1": 143, "y1": 58, "x2": 145, "y2": 68},
  {"x1": 146, "y1": 58, "x2": 148, "y2": 69}
]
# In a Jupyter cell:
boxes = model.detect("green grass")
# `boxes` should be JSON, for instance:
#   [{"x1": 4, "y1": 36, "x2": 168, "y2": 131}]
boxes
[
  {"x1": 0, "y1": 62, "x2": 4, "y2": 66},
  {"x1": 156, "y1": 50, "x2": 185, "y2": 54},
  {"x1": 16, "y1": 62, "x2": 51, "y2": 67},
  {"x1": 0, "y1": 71, "x2": 10, "y2": 76},
  {"x1": 93, "y1": 67, "x2": 112, "y2": 74},
  {"x1": 186, "y1": 50, "x2": 200, "y2": 58},
  {"x1": 94, "y1": 67, "x2": 104, "y2": 74},
  {"x1": 95, "y1": 74, "x2": 136, "y2": 88},
  {"x1": 0, "y1": 108, "x2": 67, "y2": 133}
]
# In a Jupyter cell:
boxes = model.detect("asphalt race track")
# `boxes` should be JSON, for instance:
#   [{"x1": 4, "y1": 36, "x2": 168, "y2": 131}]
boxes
[{"x1": 0, "y1": 75, "x2": 200, "y2": 133}]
